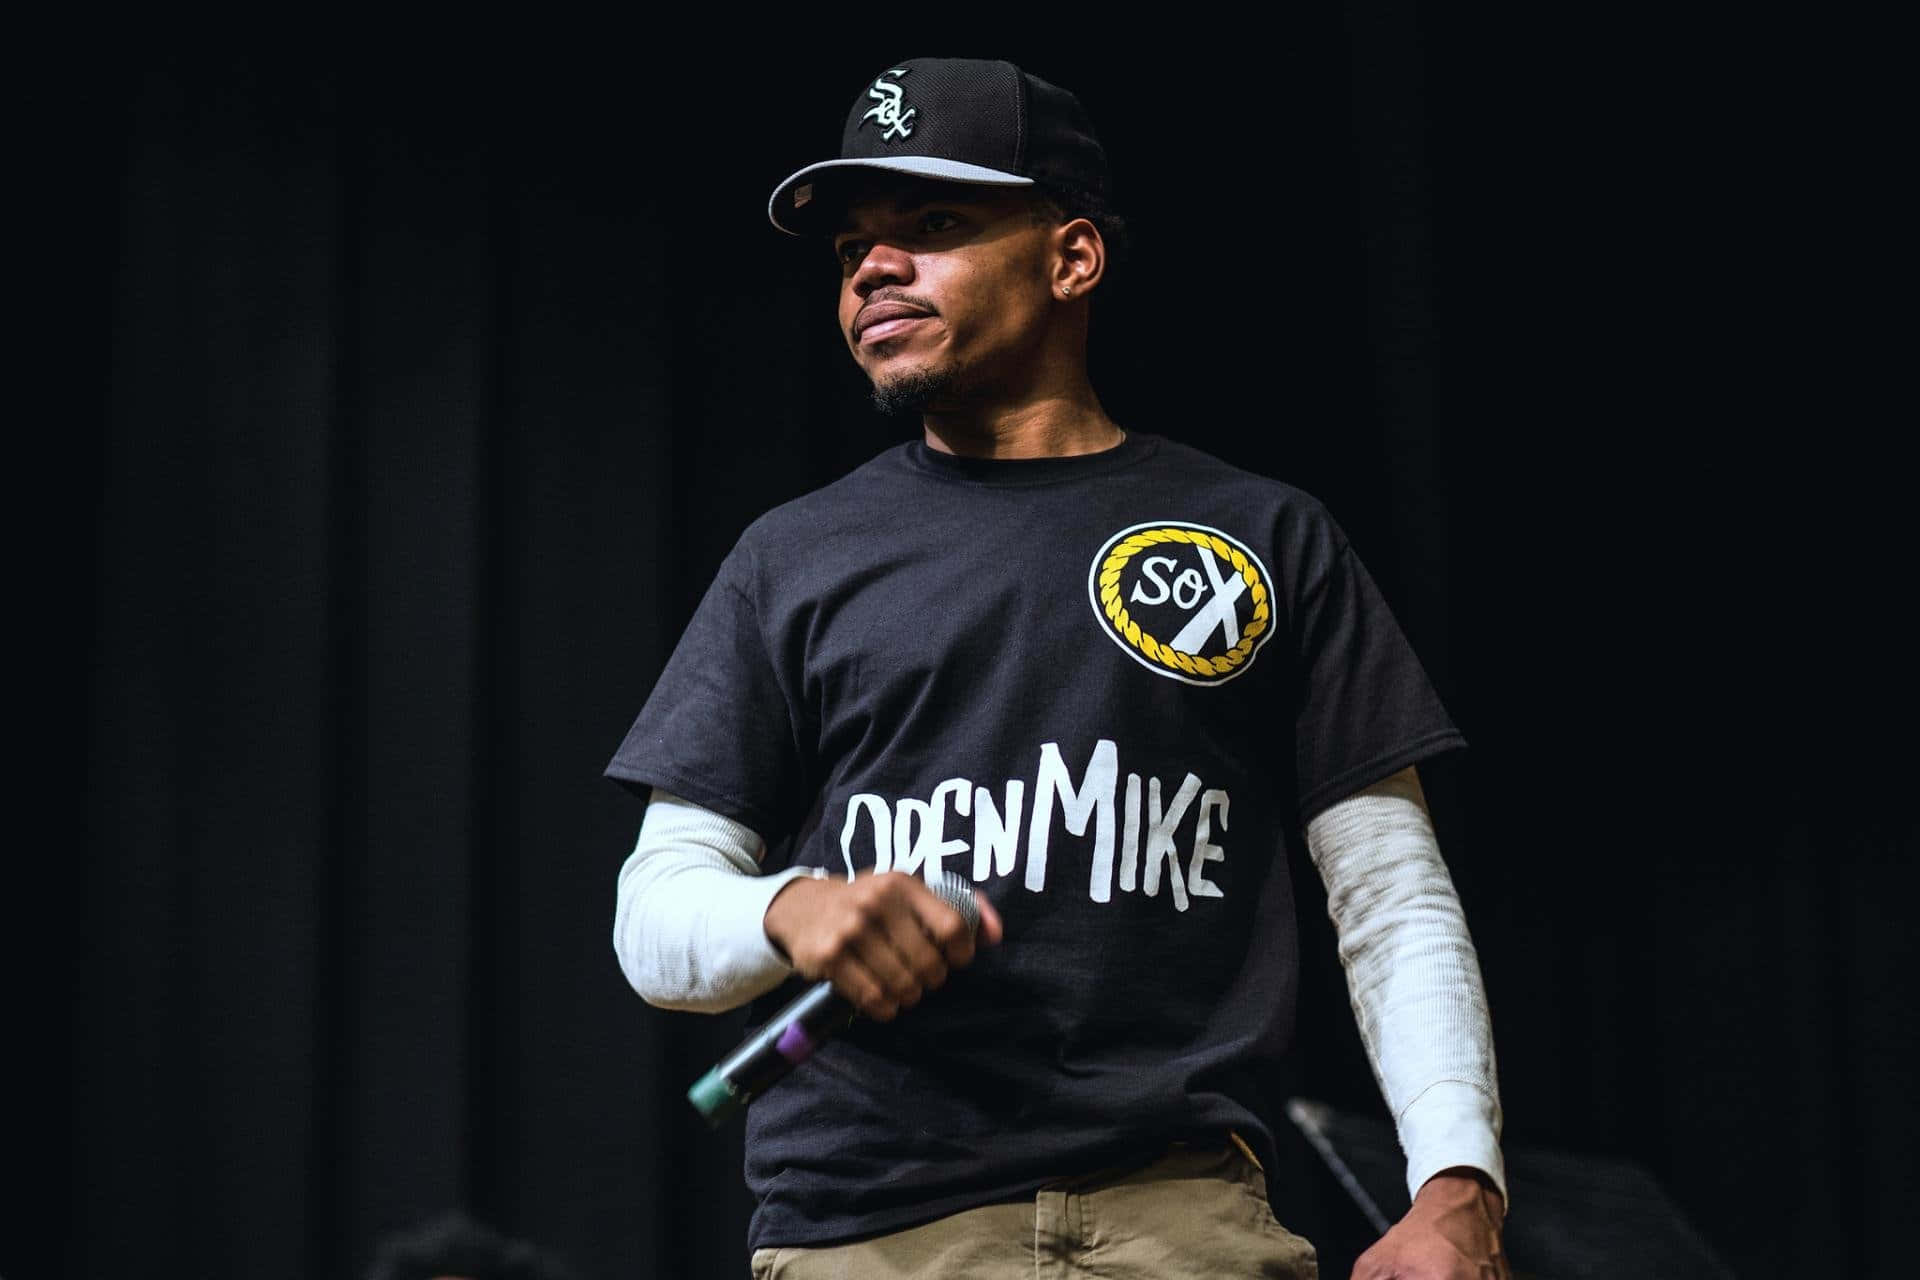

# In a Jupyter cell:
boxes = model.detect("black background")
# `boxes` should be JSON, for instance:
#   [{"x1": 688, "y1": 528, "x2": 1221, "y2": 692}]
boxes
[{"x1": 22, "y1": 13, "x2": 1911, "y2": 1280}]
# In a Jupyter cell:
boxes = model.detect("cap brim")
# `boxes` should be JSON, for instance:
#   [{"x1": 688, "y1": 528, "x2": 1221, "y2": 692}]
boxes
[{"x1": 767, "y1": 156, "x2": 1035, "y2": 236}]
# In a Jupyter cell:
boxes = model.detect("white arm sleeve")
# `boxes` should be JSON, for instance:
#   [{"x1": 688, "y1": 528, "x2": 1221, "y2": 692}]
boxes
[
  {"x1": 1305, "y1": 766, "x2": 1508, "y2": 1204},
  {"x1": 611, "y1": 788, "x2": 819, "y2": 1013}
]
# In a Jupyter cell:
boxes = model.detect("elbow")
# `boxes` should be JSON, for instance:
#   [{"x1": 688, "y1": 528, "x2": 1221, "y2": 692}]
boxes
[
  {"x1": 620, "y1": 962, "x2": 700, "y2": 1012},
  {"x1": 634, "y1": 973, "x2": 746, "y2": 1016},
  {"x1": 637, "y1": 985, "x2": 707, "y2": 1013},
  {"x1": 611, "y1": 855, "x2": 794, "y2": 1014},
  {"x1": 613, "y1": 917, "x2": 676, "y2": 1009},
  {"x1": 614, "y1": 934, "x2": 695, "y2": 1011},
  {"x1": 613, "y1": 927, "x2": 746, "y2": 1014}
]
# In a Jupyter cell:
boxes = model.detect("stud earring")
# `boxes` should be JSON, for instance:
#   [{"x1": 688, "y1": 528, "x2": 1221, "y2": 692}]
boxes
[{"x1": 1061, "y1": 285, "x2": 1073, "y2": 297}]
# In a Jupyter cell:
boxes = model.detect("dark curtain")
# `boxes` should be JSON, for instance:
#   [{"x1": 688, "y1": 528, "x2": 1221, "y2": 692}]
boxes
[{"x1": 42, "y1": 18, "x2": 1911, "y2": 1280}]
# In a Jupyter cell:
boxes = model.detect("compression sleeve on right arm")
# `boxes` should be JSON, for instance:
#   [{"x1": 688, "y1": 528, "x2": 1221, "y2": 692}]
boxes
[{"x1": 612, "y1": 788, "x2": 817, "y2": 1013}]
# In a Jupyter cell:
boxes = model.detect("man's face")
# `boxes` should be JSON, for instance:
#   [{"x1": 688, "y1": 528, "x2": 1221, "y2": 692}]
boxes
[{"x1": 831, "y1": 177, "x2": 1056, "y2": 412}]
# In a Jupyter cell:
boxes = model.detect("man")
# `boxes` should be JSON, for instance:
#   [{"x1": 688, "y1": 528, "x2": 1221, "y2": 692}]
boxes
[{"x1": 609, "y1": 57, "x2": 1507, "y2": 1279}]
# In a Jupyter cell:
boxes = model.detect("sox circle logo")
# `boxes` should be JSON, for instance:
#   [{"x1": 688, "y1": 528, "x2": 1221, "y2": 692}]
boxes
[{"x1": 1088, "y1": 521, "x2": 1275, "y2": 685}]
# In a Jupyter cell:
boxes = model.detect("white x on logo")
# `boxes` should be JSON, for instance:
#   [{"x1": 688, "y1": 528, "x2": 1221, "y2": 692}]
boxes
[{"x1": 1169, "y1": 546, "x2": 1245, "y2": 652}]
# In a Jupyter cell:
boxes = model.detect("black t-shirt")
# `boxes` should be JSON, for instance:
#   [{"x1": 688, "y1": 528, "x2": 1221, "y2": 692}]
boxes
[{"x1": 605, "y1": 431, "x2": 1465, "y2": 1250}]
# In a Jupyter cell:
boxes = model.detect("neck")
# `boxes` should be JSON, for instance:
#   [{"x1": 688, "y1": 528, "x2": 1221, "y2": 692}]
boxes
[{"x1": 920, "y1": 376, "x2": 1122, "y2": 460}]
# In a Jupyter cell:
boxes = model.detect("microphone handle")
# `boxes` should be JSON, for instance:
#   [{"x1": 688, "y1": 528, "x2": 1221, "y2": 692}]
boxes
[
  {"x1": 685, "y1": 869, "x2": 982, "y2": 1128},
  {"x1": 687, "y1": 979, "x2": 856, "y2": 1128}
]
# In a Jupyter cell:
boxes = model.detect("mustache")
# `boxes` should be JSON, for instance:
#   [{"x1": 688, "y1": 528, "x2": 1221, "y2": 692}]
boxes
[{"x1": 851, "y1": 289, "x2": 940, "y2": 339}]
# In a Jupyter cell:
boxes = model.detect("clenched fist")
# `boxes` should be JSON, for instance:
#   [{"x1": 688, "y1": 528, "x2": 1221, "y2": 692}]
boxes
[
  {"x1": 763, "y1": 871, "x2": 1004, "y2": 1021},
  {"x1": 1352, "y1": 1168, "x2": 1508, "y2": 1279}
]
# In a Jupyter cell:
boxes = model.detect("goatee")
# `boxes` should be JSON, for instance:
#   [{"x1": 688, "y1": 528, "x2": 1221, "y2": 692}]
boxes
[{"x1": 870, "y1": 367, "x2": 958, "y2": 418}]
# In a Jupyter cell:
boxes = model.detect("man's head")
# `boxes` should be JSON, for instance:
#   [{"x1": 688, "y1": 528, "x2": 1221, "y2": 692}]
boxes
[
  {"x1": 830, "y1": 173, "x2": 1108, "y2": 415},
  {"x1": 769, "y1": 58, "x2": 1126, "y2": 419}
]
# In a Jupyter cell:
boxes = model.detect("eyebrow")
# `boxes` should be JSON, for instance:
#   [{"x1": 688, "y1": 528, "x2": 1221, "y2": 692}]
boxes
[{"x1": 833, "y1": 188, "x2": 994, "y2": 236}]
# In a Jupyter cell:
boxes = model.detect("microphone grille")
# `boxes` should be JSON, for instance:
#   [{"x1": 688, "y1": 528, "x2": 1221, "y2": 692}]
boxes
[{"x1": 928, "y1": 870, "x2": 983, "y2": 936}]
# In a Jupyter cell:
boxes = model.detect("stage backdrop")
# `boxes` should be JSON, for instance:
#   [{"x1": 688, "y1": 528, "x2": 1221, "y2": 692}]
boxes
[{"x1": 42, "y1": 19, "x2": 1913, "y2": 1280}]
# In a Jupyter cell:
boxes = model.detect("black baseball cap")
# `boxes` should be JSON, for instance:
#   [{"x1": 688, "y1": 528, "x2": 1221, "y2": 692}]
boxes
[{"x1": 767, "y1": 57, "x2": 1111, "y2": 236}]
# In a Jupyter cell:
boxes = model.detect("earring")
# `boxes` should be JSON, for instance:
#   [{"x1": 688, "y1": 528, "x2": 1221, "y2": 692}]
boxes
[{"x1": 1061, "y1": 285, "x2": 1073, "y2": 297}]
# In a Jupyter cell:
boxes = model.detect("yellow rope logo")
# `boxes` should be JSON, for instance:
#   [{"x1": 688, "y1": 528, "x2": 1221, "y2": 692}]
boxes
[{"x1": 1087, "y1": 521, "x2": 1275, "y2": 685}]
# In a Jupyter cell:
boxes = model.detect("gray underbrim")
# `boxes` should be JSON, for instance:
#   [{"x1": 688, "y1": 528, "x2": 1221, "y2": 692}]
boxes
[{"x1": 767, "y1": 156, "x2": 1035, "y2": 236}]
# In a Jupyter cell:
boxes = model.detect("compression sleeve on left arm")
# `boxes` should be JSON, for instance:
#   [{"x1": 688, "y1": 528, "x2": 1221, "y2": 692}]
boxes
[{"x1": 1305, "y1": 766, "x2": 1508, "y2": 1204}]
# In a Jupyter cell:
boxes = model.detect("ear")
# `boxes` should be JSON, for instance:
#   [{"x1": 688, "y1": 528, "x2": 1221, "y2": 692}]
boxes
[{"x1": 1050, "y1": 218, "x2": 1107, "y2": 300}]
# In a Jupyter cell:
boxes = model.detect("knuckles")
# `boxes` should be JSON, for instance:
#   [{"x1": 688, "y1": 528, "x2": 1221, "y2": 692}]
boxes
[
  {"x1": 913, "y1": 957, "x2": 951, "y2": 989},
  {"x1": 855, "y1": 870, "x2": 914, "y2": 904},
  {"x1": 803, "y1": 872, "x2": 988, "y2": 995}
]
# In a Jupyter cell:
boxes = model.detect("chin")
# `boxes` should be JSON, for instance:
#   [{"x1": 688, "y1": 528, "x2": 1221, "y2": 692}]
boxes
[
  {"x1": 871, "y1": 350, "x2": 949, "y2": 389},
  {"x1": 870, "y1": 357, "x2": 936, "y2": 391},
  {"x1": 869, "y1": 363, "x2": 960, "y2": 418}
]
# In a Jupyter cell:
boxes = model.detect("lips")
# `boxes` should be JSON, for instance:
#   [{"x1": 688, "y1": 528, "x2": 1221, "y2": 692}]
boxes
[{"x1": 853, "y1": 300, "x2": 934, "y2": 342}]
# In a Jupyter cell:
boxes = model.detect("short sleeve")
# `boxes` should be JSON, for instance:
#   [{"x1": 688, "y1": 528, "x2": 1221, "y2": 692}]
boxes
[
  {"x1": 604, "y1": 540, "x2": 811, "y2": 841},
  {"x1": 1291, "y1": 536, "x2": 1466, "y2": 825}
]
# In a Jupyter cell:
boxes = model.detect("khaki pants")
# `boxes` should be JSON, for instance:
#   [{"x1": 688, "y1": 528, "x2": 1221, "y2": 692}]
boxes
[{"x1": 748, "y1": 1137, "x2": 1318, "y2": 1278}]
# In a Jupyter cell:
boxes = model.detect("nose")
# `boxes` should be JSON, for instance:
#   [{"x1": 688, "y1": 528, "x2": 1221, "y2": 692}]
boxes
[{"x1": 851, "y1": 240, "x2": 915, "y2": 298}]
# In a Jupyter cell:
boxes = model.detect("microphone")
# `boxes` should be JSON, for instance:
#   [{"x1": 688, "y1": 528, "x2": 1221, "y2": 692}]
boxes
[{"x1": 686, "y1": 870, "x2": 983, "y2": 1128}]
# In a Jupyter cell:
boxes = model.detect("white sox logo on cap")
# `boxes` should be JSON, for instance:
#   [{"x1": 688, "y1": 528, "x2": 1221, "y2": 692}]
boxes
[
  {"x1": 768, "y1": 57, "x2": 1111, "y2": 235},
  {"x1": 1088, "y1": 522, "x2": 1276, "y2": 685},
  {"x1": 860, "y1": 69, "x2": 916, "y2": 141}
]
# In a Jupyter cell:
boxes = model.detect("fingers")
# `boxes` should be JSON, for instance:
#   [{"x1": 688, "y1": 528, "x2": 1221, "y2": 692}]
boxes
[
  {"x1": 853, "y1": 875, "x2": 958, "y2": 1018},
  {"x1": 818, "y1": 872, "x2": 998, "y2": 1022},
  {"x1": 843, "y1": 926, "x2": 932, "y2": 1021},
  {"x1": 880, "y1": 895, "x2": 954, "y2": 992},
  {"x1": 899, "y1": 879, "x2": 980, "y2": 968},
  {"x1": 974, "y1": 891, "x2": 1004, "y2": 946},
  {"x1": 824, "y1": 946, "x2": 904, "y2": 1022}
]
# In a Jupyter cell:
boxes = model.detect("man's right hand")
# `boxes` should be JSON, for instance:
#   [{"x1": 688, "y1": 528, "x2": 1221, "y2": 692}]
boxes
[{"x1": 762, "y1": 872, "x2": 1004, "y2": 1021}]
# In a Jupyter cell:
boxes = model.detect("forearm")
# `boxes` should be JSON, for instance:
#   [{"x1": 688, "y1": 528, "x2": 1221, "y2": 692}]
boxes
[
  {"x1": 1306, "y1": 767, "x2": 1506, "y2": 1203},
  {"x1": 612, "y1": 788, "x2": 816, "y2": 1013}
]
